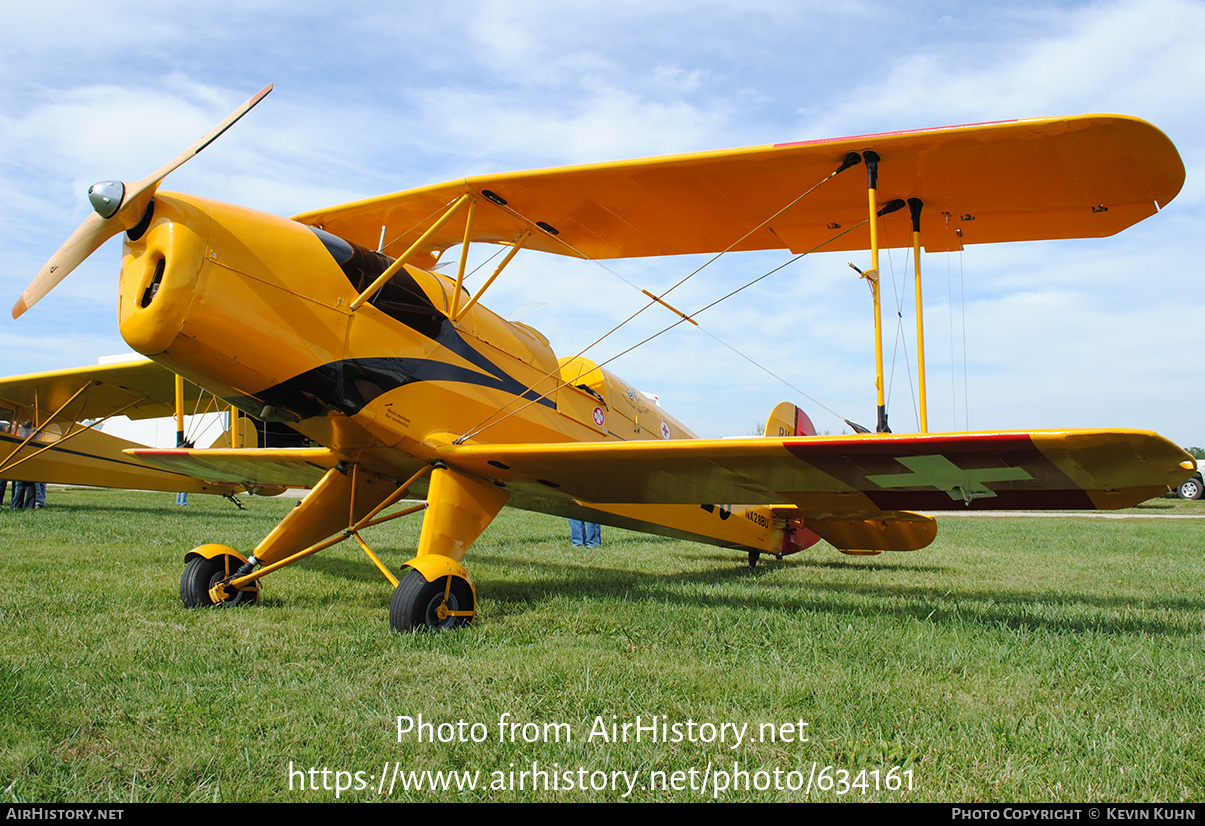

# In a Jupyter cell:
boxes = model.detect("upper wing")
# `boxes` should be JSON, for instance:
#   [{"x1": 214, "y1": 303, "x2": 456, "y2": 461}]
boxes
[
  {"x1": 436, "y1": 429, "x2": 1194, "y2": 513},
  {"x1": 0, "y1": 358, "x2": 211, "y2": 423},
  {"x1": 293, "y1": 115, "x2": 1184, "y2": 260}
]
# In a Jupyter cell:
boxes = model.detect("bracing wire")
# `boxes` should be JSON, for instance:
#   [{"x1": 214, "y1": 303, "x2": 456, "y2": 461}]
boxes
[
  {"x1": 880, "y1": 221, "x2": 919, "y2": 432},
  {"x1": 456, "y1": 219, "x2": 871, "y2": 444},
  {"x1": 453, "y1": 158, "x2": 866, "y2": 443},
  {"x1": 184, "y1": 389, "x2": 228, "y2": 448}
]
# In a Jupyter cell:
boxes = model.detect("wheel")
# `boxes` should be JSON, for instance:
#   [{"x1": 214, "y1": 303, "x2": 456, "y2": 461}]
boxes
[
  {"x1": 748, "y1": 551, "x2": 760, "y2": 568},
  {"x1": 1179, "y1": 476, "x2": 1204, "y2": 501},
  {"x1": 390, "y1": 569, "x2": 474, "y2": 632},
  {"x1": 180, "y1": 555, "x2": 259, "y2": 607}
]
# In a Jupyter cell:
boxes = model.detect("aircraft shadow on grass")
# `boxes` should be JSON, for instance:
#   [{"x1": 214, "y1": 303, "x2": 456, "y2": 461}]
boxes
[{"x1": 259, "y1": 539, "x2": 1201, "y2": 637}]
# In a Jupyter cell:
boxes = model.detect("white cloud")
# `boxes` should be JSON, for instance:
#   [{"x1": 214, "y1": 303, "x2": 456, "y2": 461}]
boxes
[{"x1": 799, "y1": 0, "x2": 1205, "y2": 139}]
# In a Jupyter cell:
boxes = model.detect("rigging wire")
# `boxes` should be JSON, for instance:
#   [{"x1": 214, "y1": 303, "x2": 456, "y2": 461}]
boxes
[
  {"x1": 879, "y1": 220, "x2": 919, "y2": 432},
  {"x1": 462, "y1": 149, "x2": 862, "y2": 368},
  {"x1": 453, "y1": 157, "x2": 865, "y2": 443},
  {"x1": 184, "y1": 388, "x2": 231, "y2": 448},
  {"x1": 183, "y1": 383, "x2": 206, "y2": 445},
  {"x1": 456, "y1": 219, "x2": 871, "y2": 444},
  {"x1": 377, "y1": 199, "x2": 463, "y2": 259}
]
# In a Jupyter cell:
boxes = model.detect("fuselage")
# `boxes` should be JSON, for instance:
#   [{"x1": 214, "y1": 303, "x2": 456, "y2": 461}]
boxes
[{"x1": 115, "y1": 192, "x2": 805, "y2": 555}]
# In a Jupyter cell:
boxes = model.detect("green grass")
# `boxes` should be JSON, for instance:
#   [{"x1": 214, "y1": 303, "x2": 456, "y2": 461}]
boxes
[{"x1": 1, "y1": 489, "x2": 1202, "y2": 802}]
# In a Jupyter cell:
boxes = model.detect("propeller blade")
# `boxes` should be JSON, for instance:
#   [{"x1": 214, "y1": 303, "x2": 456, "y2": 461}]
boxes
[
  {"x1": 12, "y1": 83, "x2": 273, "y2": 319},
  {"x1": 12, "y1": 212, "x2": 111, "y2": 318},
  {"x1": 127, "y1": 82, "x2": 273, "y2": 203}
]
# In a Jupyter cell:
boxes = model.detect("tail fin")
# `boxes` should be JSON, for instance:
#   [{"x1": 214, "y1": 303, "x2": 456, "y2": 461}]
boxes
[{"x1": 765, "y1": 401, "x2": 816, "y2": 438}]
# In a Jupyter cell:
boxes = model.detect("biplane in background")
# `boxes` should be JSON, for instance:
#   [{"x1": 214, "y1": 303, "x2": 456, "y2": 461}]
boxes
[
  {"x1": 0, "y1": 357, "x2": 306, "y2": 498},
  {"x1": 11, "y1": 85, "x2": 1194, "y2": 630}
]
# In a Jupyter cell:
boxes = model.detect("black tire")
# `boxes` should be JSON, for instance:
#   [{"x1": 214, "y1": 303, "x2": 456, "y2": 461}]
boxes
[
  {"x1": 1179, "y1": 476, "x2": 1204, "y2": 501},
  {"x1": 180, "y1": 555, "x2": 259, "y2": 607},
  {"x1": 389, "y1": 569, "x2": 474, "y2": 632}
]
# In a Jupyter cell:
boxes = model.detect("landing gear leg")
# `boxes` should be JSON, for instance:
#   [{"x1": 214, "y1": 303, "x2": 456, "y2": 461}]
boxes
[{"x1": 391, "y1": 465, "x2": 508, "y2": 633}]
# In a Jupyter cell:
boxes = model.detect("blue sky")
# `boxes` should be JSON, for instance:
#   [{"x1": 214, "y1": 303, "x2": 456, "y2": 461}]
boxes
[{"x1": 2, "y1": 0, "x2": 1202, "y2": 446}]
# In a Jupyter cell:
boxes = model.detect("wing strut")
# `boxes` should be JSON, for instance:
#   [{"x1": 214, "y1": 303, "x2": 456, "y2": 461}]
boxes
[
  {"x1": 909, "y1": 198, "x2": 929, "y2": 432},
  {"x1": 866, "y1": 151, "x2": 888, "y2": 432},
  {"x1": 448, "y1": 197, "x2": 479, "y2": 319},
  {"x1": 174, "y1": 374, "x2": 186, "y2": 447},
  {"x1": 349, "y1": 194, "x2": 471, "y2": 311},
  {"x1": 854, "y1": 149, "x2": 907, "y2": 433},
  {"x1": 453, "y1": 229, "x2": 532, "y2": 322}
]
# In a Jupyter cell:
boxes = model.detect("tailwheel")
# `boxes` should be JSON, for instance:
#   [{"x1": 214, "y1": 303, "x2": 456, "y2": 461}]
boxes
[
  {"x1": 390, "y1": 569, "x2": 474, "y2": 632},
  {"x1": 180, "y1": 554, "x2": 259, "y2": 607}
]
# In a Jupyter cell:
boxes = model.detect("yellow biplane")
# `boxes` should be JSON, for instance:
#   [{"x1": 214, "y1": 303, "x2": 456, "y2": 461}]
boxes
[{"x1": 11, "y1": 85, "x2": 1194, "y2": 630}]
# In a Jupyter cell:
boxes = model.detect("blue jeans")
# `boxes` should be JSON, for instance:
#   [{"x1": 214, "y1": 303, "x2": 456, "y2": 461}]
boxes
[
  {"x1": 569, "y1": 520, "x2": 601, "y2": 547},
  {"x1": 11, "y1": 482, "x2": 34, "y2": 509}
]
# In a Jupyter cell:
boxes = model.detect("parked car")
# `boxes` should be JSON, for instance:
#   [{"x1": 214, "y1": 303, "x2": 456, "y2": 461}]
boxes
[{"x1": 1179, "y1": 459, "x2": 1203, "y2": 500}]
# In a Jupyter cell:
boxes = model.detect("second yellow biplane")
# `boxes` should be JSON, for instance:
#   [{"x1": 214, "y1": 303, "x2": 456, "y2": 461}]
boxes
[
  {"x1": 0, "y1": 358, "x2": 275, "y2": 499},
  {"x1": 11, "y1": 86, "x2": 1194, "y2": 630}
]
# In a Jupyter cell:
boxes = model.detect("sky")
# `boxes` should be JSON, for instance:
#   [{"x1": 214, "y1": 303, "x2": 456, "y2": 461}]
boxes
[{"x1": 1, "y1": 0, "x2": 1202, "y2": 448}]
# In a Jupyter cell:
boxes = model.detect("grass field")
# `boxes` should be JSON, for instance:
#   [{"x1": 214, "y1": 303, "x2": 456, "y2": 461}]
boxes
[{"x1": 1, "y1": 488, "x2": 1202, "y2": 802}]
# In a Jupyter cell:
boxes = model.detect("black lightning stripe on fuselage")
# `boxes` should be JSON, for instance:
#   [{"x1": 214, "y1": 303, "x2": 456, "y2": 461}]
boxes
[
  {"x1": 243, "y1": 353, "x2": 557, "y2": 421},
  {"x1": 235, "y1": 230, "x2": 556, "y2": 421}
]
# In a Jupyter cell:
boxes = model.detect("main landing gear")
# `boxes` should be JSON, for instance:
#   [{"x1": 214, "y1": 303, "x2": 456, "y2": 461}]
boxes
[
  {"x1": 180, "y1": 549, "x2": 260, "y2": 606},
  {"x1": 178, "y1": 462, "x2": 507, "y2": 632},
  {"x1": 390, "y1": 569, "x2": 475, "y2": 632}
]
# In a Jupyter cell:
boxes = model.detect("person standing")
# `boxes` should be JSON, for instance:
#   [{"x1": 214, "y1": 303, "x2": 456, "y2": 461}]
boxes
[
  {"x1": 11, "y1": 423, "x2": 37, "y2": 510},
  {"x1": 568, "y1": 519, "x2": 602, "y2": 548},
  {"x1": 175, "y1": 437, "x2": 194, "y2": 505},
  {"x1": 11, "y1": 481, "x2": 34, "y2": 509}
]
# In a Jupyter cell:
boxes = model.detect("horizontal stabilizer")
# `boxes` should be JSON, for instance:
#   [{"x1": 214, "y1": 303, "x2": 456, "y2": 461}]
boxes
[{"x1": 805, "y1": 511, "x2": 937, "y2": 554}]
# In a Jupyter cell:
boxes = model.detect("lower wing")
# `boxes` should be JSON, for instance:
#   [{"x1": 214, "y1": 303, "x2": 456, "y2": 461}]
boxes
[
  {"x1": 435, "y1": 429, "x2": 1193, "y2": 513},
  {"x1": 125, "y1": 447, "x2": 338, "y2": 491}
]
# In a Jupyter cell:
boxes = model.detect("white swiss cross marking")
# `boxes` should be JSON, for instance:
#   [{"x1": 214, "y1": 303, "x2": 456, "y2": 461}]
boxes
[{"x1": 866, "y1": 454, "x2": 1033, "y2": 501}]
